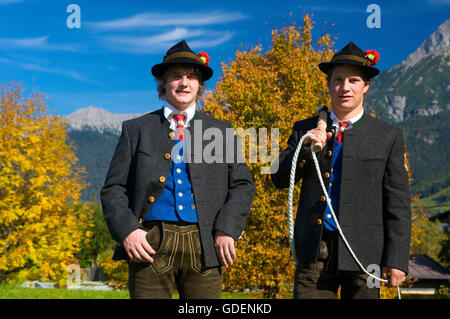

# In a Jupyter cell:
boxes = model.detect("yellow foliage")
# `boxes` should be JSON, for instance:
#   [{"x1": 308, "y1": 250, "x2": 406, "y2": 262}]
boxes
[
  {"x1": 0, "y1": 83, "x2": 93, "y2": 284},
  {"x1": 98, "y1": 254, "x2": 128, "y2": 289},
  {"x1": 203, "y1": 14, "x2": 334, "y2": 298}
]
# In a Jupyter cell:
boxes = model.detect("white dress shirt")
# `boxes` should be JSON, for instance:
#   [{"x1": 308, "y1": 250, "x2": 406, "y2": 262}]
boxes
[
  {"x1": 163, "y1": 101, "x2": 196, "y2": 130},
  {"x1": 330, "y1": 108, "x2": 364, "y2": 131}
]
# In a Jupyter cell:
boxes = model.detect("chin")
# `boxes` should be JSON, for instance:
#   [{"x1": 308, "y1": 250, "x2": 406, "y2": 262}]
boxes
[{"x1": 334, "y1": 104, "x2": 352, "y2": 110}]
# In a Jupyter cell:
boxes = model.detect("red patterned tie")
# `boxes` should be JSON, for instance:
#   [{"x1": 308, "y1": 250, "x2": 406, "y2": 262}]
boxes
[
  {"x1": 173, "y1": 113, "x2": 186, "y2": 142},
  {"x1": 336, "y1": 121, "x2": 349, "y2": 144}
]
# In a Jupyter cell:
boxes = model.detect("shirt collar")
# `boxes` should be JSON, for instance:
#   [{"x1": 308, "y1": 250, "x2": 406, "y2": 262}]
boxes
[
  {"x1": 330, "y1": 108, "x2": 364, "y2": 130},
  {"x1": 163, "y1": 101, "x2": 196, "y2": 128}
]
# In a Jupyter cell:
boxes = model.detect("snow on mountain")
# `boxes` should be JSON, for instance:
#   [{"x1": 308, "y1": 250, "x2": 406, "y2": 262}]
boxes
[{"x1": 63, "y1": 106, "x2": 144, "y2": 134}]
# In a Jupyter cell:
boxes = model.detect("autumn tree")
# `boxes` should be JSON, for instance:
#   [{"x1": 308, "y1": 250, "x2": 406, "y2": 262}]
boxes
[
  {"x1": 203, "y1": 14, "x2": 335, "y2": 298},
  {"x1": 0, "y1": 83, "x2": 93, "y2": 284}
]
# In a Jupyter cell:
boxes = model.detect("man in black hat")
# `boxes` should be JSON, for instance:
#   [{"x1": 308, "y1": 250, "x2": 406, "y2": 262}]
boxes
[
  {"x1": 271, "y1": 42, "x2": 411, "y2": 299},
  {"x1": 101, "y1": 40, "x2": 255, "y2": 299}
]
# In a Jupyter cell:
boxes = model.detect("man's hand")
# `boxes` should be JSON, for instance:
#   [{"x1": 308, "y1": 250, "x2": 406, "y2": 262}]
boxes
[
  {"x1": 123, "y1": 228, "x2": 156, "y2": 263},
  {"x1": 382, "y1": 266, "x2": 406, "y2": 287},
  {"x1": 305, "y1": 127, "x2": 332, "y2": 150},
  {"x1": 215, "y1": 230, "x2": 236, "y2": 268}
]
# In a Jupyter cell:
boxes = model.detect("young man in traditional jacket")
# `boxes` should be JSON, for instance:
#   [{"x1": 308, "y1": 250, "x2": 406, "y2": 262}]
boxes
[
  {"x1": 271, "y1": 42, "x2": 411, "y2": 299},
  {"x1": 101, "y1": 40, "x2": 255, "y2": 299}
]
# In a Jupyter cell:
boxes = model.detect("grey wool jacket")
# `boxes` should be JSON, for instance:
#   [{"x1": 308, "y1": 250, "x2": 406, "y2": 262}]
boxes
[
  {"x1": 271, "y1": 111, "x2": 411, "y2": 274},
  {"x1": 100, "y1": 108, "x2": 255, "y2": 269}
]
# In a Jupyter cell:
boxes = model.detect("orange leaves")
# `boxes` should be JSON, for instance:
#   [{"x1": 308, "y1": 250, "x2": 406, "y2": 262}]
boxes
[
  {"x1": 0, "y1": 83, "x2": 93, "y2": 284},
  {"x1": 203, "y1": 14, "x2": 335, "y2": 298}
]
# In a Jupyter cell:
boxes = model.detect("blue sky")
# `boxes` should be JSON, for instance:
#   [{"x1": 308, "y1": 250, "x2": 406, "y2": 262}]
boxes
[{"x1": 0, "y1": 0, "x2": 448, "y2": 115}]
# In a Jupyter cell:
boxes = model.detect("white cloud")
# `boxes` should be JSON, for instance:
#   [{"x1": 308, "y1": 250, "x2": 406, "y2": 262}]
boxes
[
  {"x1": 188, "y1": 32, "x2": 234, "y2": 49},
  {"x1": 0, "y1": 0, "x2": 26, "y2": 5},
  {"x1": 87, "y1": 11, "x2": 247, "y2": 31},
  {"x1": 0, "y1": 57, "x2": 102, "y2": 84},
  {"x1": 99, "y1": 28, "x2": 233, "y2": 54},
  {"x1": 0, "y1": 36, "x2": 82, "y2": 52}
]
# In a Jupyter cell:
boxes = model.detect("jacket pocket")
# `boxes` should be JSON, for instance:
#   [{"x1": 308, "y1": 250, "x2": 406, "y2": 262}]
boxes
[{"x1": 137, "y1": 150, "x2": 152, "y2": 157}]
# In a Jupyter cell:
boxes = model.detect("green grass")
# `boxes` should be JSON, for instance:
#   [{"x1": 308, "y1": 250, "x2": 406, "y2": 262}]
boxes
[
  {"x1": 417, "y1": 187, "x2": 450, "y2": 207},
  {"x1": 2, "y1": 285, "x2": 447, "y2": 299},
  {"x1": 0, "y1": 285, "x2": 283, "y2": 299},
  {"x1": 0, "y1": 284, "x2": 130, "y2": 299},
  {"x1": 415, "y1": 187, "x2": 450, "y2": 216}
]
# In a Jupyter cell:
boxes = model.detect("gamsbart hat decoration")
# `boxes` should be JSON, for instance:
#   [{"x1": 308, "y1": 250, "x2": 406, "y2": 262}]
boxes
[
  {"x1": 151, "y1": 40, "x2": 213, "y2": 81},
  {"x1": 318, "y1": 41, "x2": 380, "y2": 80}
]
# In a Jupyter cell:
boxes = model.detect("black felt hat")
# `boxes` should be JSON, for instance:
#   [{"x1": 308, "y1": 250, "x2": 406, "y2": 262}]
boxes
[
  {"x1": 318, "y1": 42, "x2": 380, "y2": 80},
  {"x1": 151, "y1": 40, "x2": 213, "y2": 81}
]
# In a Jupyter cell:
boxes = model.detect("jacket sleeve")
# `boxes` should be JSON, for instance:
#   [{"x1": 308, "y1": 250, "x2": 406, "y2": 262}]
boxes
[
  {"x1": 271, "y1": 121, "x2": 311, "y2": 189},
  {"x1": 100, "y1": 121, "x2": 143, "y2": 245},
  {"x1": 381, "y1": 128, "x2": 412, "y2": 274},
  {"x1": 213, "y1": 124, "x2": 256, "y2": 241}
]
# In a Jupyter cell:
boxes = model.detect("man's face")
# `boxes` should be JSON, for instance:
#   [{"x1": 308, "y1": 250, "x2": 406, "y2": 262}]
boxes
[
  {"x1": 328, "y1": 65, "x2": 370, "y2": 117},
  {"x1": 164, "y1": 67, "x2": 200, "y2": 111}
]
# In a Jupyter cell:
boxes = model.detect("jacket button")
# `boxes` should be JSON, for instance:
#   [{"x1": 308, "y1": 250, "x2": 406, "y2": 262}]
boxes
[
  {"x1": 169, "y1": 132, "x2": 175, "y2": 139},
  {"x1": 320, "y1": 195, "x2": 326, "y2": 202},
  {"x1": 316, "y1": 219, "x2": 322, "y2": 225},
  {"x1": 159, "y1": 176, "x2": 166, "y2": 183},
  {"x1": 138, "y1": 218, "x2": 143, "y2": 224},
  {"x1": 149, "y1": 196, "x2": 155, "y2": 203},
  {"x1": 298, "y1": 160, "x2": 307, "y2": 168},
  {"x1": 327, "y1": 150, "x2": 333, "y2": 157},
  {"x1": 164, "y1": 153, "x2": 171, "y2": 160},
  {"x1": 324, "y1": 172, "x2": 330, "y2": 179}
]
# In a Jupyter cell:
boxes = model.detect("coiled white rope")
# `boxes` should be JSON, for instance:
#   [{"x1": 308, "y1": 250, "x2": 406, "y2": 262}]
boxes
[{"x1": 288, "y1": 133, "x2": 401, "y2": 299}]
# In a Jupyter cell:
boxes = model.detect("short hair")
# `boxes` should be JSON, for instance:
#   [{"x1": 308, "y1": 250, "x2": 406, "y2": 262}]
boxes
[{"x1": 156, "y1": 64, "x2": 205, "y2": 100}]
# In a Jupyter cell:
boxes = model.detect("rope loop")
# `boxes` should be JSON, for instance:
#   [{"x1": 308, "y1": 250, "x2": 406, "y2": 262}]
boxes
[{"x1": 287, "y1": 132, "x2": 401, "y2": 298}]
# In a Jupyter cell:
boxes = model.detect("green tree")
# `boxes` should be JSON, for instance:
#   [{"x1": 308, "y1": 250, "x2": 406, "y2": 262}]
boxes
[
  {"x1": 76, "y1": 200, "x2": 115, "y2": 268},
  {"x1": 410, "y1": 203, "x2": 447, "y2": 261}
]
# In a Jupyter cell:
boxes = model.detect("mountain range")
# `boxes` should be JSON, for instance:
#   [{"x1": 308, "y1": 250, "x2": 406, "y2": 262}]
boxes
[
  {"x1": 365, "y1": 19, "x2": 449, "y2": 198},
  {"x1": 64, "y1": 19, "x2": 450, "y2": 202}
]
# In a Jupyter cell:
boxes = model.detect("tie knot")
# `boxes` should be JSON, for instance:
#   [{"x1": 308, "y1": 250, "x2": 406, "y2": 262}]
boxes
[
  {"x1": 173, "y1": 113, "x2": 186, "y2": 122},
  {"x1": 338, "y1": 121, "x2": 349, "y2": 131},
  {"x1": 173, "y1": 113, "x2": 186, "y2": 127}
]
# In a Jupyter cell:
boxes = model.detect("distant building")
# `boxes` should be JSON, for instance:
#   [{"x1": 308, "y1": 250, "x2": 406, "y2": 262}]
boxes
[
  {"x1": 402, "y1": 255, "x2": 450, "y2": 295},
  {"x1": 429, "y1": 210, "x2": 449, "y2": 234}
]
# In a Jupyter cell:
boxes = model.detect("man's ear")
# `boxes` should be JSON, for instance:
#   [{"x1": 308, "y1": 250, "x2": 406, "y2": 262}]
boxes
[{"x1": 363, "y1": 81, "x2": 370, "y2": 95}]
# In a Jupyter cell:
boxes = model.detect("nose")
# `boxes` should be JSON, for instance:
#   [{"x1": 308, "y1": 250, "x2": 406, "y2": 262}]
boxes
[
  {"x1": 341, "y1": 79, "x2": 351, "y2": 92},
  {"x1": 179, "y1": 75, "x2": 189, "y2": 85}
]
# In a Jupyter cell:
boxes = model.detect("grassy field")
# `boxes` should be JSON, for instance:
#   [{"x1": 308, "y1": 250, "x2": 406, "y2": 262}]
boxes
[
  {"x1": 0, "y1": 285, "x2": 279, "y2": 299},
  {"x1": 0, "y1": 284, "x2": 130, "y2": 299},
  {"x1": 416, "y1": 187, "x2": 450, "y2": 215},
  {"x1": 1, "y1": 284, "x2": 447, "y2": 299}
]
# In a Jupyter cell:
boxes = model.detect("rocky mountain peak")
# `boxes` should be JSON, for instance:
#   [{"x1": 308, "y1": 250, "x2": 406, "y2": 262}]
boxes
[
  {"x1": 63, "y1": 106, "x2": 143, "y2": 134},
  {"x1": 401, "y1": 19, "x2": 450, "y2": 69}
]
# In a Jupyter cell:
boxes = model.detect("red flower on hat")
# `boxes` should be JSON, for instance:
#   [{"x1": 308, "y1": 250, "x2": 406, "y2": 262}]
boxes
[
  {"x1": 364, "y1": 50, "x2": 380, "y2": 66},
  {"x1": 198, "y1": 52, "x2": 210, "y2": 66}
]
